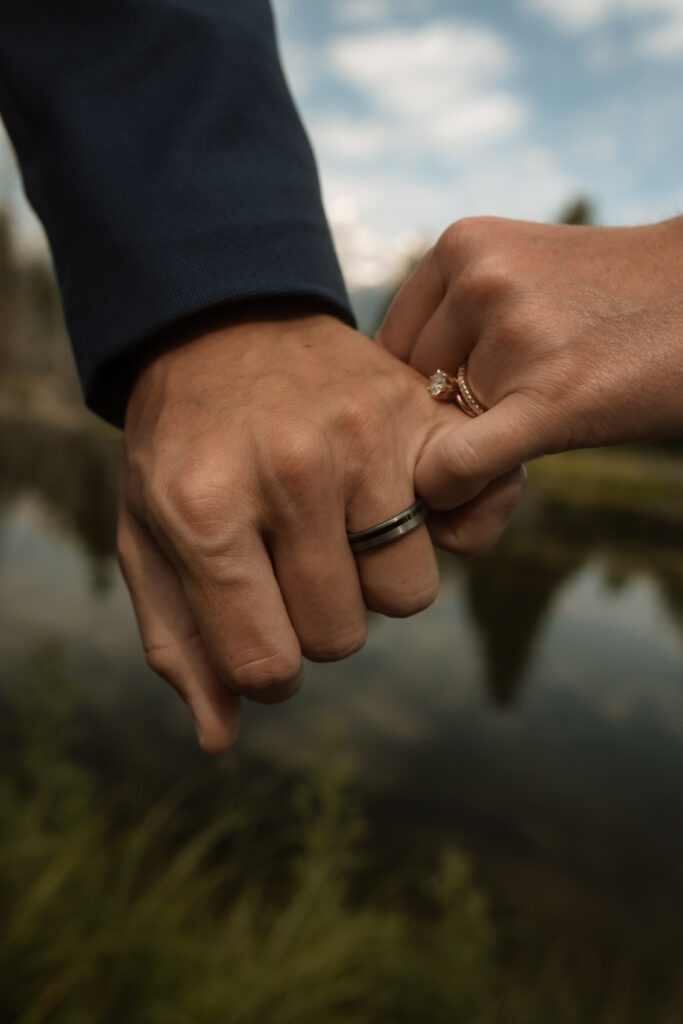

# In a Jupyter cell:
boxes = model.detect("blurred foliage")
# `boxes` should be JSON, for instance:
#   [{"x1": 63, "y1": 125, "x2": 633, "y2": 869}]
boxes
[
  {"x1": 1, "y1": 644, "x2": 682, "y2": 1023},
  {"x1": 557, "y1": 196, "x2": 595, "y2": 226},
  {"x1": 0, "y1": 214, "x2": 79, "y2": 405},
  {"x1": 528, "y1": 447, "x2": 683, "y2": 518}
]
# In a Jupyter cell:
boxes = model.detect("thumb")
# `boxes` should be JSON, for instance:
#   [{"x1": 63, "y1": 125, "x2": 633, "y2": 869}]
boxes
[{"x1": 416, "y1": 392, "x2": 549, "y2": 510}]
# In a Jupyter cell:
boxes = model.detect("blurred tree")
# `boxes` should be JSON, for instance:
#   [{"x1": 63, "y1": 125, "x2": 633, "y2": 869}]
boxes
[
  {"x1": 0, "y1": 212, "x2": 18, "y2": 370},
  {"x1": 0, "y1": 414, "x2": 119, "y2": 588},
  {"x1": 0, "y1": 206, "x2": 79, "y2": 406},
  {"x1": 557, "y1": 196, "x2": 596, "y2": 225},
  {"x1": 463, "y1": 526, "x2": 580, "y2": 706}
]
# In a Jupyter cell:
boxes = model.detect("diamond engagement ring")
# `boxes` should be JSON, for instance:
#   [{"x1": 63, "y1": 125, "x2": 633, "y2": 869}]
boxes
[
  {"x1": 428, "y1": 363, "x2": 487, "y2": 417},
  {"x1": 346, "y1": 498, "x2": 428, "y2": 554}
]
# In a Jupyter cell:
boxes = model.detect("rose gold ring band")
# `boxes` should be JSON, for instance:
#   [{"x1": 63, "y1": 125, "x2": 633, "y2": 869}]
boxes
[{"x1": 427, "y1": 363, "x2": 487, "y2": 417}]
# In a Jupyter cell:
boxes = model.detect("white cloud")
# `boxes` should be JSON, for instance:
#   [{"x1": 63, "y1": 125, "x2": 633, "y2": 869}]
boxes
[
  {"x1": 333, "y1": 0, "x2": 431, "y2": 24},
  {"x1": 329, "y1": 21, "x2": 528, "y2": 153},
  {"x1": 311, "y1": 117, "x2": 394, "y2": 162},
  {"x1": 293, "y1": 21, "x2": 591, "y2": 289},
  {"x1": 334, "y1": 0, "x2": 392, "y2": 25},
  {"x1": 0, "y1": 121, "x2": 19, "y2": 198},
  {"x1": 432, "y1": 94, "x2": 525, "y2": 148},
  {"x1": 325, "y1": 194, "x2": 426, "y2": 290},
  {"x1": 641, "y1": 9, "x2": 683, "y2": 55},
  {"x1": 525, "y1": 0, "x2": 683, "y2": 56},
  {"x1": 320, "y1": 139, "x2": 578, "y2": 289},
  {"x1": 524, "y1": 0, "x2": 616, "y2": 31},
  {"x1": 0, "y1": 121, "x2": 47, "y2": 258}
]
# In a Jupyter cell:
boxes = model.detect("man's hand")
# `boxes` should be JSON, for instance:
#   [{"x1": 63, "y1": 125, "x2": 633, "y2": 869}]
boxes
[
  {"x1": 377, "y1": 216, "x2": 683, "y2": 510},
  {"x1": 117, "y1": 313, "x2": 525, "y2": 753}
]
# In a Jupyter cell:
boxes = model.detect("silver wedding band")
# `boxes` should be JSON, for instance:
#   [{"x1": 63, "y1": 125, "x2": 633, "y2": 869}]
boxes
[{"x1": 346, "y1": 498, "x2": 428, "y2": 554}]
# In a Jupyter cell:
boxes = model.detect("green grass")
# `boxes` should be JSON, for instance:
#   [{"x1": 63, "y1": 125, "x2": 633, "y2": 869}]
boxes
[
  {"x1": 528, "y1": 446, "x2": 683, "y2": 517},
  {"x1": 1, "y1": 644, "x2": 681, "y2": 1023}
]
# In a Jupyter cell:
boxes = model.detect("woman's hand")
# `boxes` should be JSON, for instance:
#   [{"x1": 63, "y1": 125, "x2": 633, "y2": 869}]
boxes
[{"x1": 377, "y1": 215, "x2": 683, "y2": 509}]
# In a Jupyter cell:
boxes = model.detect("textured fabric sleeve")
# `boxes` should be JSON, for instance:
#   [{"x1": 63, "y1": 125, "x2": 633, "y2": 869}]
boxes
[{"x1": 0, "y1": 0, "x2": 353, "y2": 425}]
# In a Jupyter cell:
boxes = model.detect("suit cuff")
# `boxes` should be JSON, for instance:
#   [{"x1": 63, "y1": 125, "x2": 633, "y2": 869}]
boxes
[{"x1": 79, "y1": 219, "x2": 354, "y2": 427}]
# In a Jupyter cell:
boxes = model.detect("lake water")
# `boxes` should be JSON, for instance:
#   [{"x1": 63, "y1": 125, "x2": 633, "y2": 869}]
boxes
[{"x1": 2, "y1": 410, "x2": 683, "y2": 982}]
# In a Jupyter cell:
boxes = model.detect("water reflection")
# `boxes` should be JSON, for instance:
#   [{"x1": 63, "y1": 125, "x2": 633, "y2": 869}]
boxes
[
  {"x1": 0, "y1": 412, "x2": 119, "y2": 590},
  {"x1": 463, "y1": 495, "x2": 683, "y2": 704},
  {"x1": 2, "y1": 411, "x2": 683, "y2": 985},
  {"x1": 463, "y1": 524, "x2": 581, "y2": 706},
  {"x1": 2, "y1": 412, "x2": 683, "y2": 704}
]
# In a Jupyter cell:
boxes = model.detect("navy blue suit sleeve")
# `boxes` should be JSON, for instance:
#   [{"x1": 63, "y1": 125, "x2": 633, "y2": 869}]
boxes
[{"x1": 0, "y1": 0, "x2": 353, "y2": 425}]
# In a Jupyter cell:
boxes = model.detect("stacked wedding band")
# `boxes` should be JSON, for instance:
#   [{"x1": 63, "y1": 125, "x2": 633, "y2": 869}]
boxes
[
  {"x1": 428, "y1": 363, "x2": 487, "y2": 417},
  {"x1": 347, "y1": 498, "x2": 428, "y2": 553}
]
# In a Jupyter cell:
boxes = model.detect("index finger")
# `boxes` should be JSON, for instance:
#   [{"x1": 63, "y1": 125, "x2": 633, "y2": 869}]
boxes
[{"x1": 375, "y1": 246, "x2": 446, "y2": 361}]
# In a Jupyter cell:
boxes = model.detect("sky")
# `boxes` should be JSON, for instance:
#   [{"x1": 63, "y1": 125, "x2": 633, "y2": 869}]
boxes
[
  {"x1": 2, "y1": 0, "x2": 683, "y2": 289},
  {"x1": 272, "y1": 0, "x2": 683, "y2": 286}
]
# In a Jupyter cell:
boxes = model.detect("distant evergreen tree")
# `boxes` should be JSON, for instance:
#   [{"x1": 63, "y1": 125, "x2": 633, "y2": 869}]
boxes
[{"x1": 558, "y1": 196, "x2": 595, "y2": 225}]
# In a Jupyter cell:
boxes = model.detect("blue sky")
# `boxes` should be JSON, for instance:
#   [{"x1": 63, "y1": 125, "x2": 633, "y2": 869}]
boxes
[
  {"x1": 2, "y1": 0, "x2": 683, "y2": 288},
  {"x1": 272, "y1": 0, "x2": 683, "y2": 285}
]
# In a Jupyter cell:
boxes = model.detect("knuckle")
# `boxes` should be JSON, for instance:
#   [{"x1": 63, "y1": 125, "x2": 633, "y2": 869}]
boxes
[
  {"x1": 452, "y1": 519, "x2": 502, "y2": 557},
  {"x1": 333, "y1": 394, "x2": 389, "y2": 461},
  {"x1": 144, "y1": 643, "x2": 182, "y2": 685},
  {"x1": 365, "y1": 577, "x2": 440, "y2": 619},
  {"x1": 441, "y1": 435, "x2": 483, "y2": 483},
  {"x1": 438, "y1": 517, "x2": 486, "y2": 558},
  {"x1": 115, "y1": 522, "x2": 133, "y2": 573},
  {"x1": 163, "y1": 471, "x2": 221, "y2": 529},
  {"x1": 121, "y1": 444, "x2": 146, "y2": 497},
  {"x1": 268, "y1": 423, "x2": 328, "y2": 494},
  {"x1": 505, "y1": 466, "x2": 528, "y2": 506},
  {"x1": 445, "y1": 470, "x2": 527, "y2": 558},
  {"x1": 437, "y1": 218, "x2": 473, "y2": 257},
  {"x1": 147, "y1": 463, "x2": 244, "y2": 554},
  {"x1": 437, "y1": 216, "x2": 495, "y2": 261},
  {"x1": 302, "y1": 623, "x2": 368, "y2": 663},
  {"x1": 121, "y1": 459, "x2": 153, "y2": 525},
  {"x1": 496, "y1": 491, "x2": 522, "y2": 525},
  {"x1": 455, "y1": 536, "x2": 491, "y2": 558},
  {"x1": 454, "y1": 258, "x2": 515, "y2": 310},
  {"x1": 335, "y1": 393, "x2": 381, "y2": 435},
  {"x1": 455, "y1": 513, "x2": 510, "y2": 557},
  {"x1": 489, "y1": 467, "x2": 527, "y2": 520},
  {"x1": 229, "y1": 651, "x2": 301, "y2": 701},
  {"x1": 436, "y1": 223, "x2": 463, "y2": 266}
]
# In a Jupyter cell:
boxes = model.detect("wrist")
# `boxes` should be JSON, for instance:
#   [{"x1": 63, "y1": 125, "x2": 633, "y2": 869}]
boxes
[{"x1": 127, "y1": 300, "x2": 346, "y2": 420}]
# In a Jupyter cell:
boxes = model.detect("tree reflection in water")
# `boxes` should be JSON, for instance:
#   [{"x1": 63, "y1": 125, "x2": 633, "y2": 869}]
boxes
[
  {"x1": 461, "y1": 493, "x2": 683, "y2": 705},
  {"x1": 0, "y1": 412, "x2": 119, "y2": 591},
  {"x1": 462, "y1": 514, "x2": 581, "y2": 706},
  {"x1": 2, "y1": 411, "x2": 683, "y2": 700},
  {"x1": 3, "y1": 411, "x2": 683, "y2": 1001}
]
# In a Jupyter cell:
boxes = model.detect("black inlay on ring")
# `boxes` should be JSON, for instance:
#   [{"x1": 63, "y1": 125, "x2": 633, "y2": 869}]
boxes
[{"x1": 353, "y1": 508, "x2": 419, "y2": 542}]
